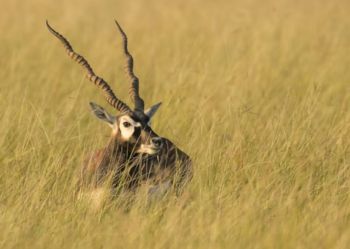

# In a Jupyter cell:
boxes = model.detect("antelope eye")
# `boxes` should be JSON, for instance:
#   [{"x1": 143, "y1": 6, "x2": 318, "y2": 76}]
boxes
[{"x1": 122, "y1": 121, "x2": 132, "y2": 128}]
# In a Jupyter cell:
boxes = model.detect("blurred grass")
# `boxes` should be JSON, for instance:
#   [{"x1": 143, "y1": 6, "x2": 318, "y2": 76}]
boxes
[{"x1": 0, "y1": 0, "x2": 350, "y2": 248}]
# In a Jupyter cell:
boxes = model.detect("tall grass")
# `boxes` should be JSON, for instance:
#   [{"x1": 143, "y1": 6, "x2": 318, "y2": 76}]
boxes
[{"x1": 0, "y1": 0, "x2": 349, "y2": 248}]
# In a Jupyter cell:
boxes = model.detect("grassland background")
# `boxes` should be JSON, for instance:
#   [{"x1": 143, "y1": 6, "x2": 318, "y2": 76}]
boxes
[{"x1": 0, "y1": 0, "x2": 349, "y2": 248}]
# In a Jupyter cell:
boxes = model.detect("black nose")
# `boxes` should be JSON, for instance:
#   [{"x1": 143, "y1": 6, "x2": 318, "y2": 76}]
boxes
[{"x1": 151, "y1": 137, "x2": 162, "y2": 147}]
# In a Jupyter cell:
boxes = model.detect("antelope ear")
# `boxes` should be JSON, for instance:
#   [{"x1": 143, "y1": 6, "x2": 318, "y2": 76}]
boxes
[
  {"x1": 89, "y1": 102, "x2": 115, "y2": 126},
  {"x1": 145, "y1": 102, "x2": 162, "y2": 120}
]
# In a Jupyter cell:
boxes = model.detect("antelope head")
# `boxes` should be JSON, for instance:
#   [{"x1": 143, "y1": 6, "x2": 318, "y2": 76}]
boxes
[
  {"x1": 46, "y1": 20, "x2": 164, "y2": 156},
  {"x1": 89, "y1": 102, "x2": 162, "y2": 155}
]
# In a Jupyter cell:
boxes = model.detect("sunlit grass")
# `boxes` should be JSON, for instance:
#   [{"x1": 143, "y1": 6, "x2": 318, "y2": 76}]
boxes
[{"x1": 0, "y1": 0, "x2": 349, "y2": 248}]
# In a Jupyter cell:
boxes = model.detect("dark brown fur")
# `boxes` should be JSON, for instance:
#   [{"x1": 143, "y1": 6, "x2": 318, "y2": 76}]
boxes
[{"x1": 80, "y1": 129, "x2": 192, "y2": 195}]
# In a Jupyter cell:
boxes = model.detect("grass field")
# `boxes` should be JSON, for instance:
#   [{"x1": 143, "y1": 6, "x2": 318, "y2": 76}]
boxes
[{"x1": 1, "y1": 0, "x2": 350, "y2": 248}]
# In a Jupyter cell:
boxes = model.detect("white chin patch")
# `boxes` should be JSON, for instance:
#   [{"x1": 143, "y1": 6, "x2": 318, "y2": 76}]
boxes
[
  {"x1": 136, "y1": 144, "x2": 159, "y2": 155},
  {"x1": 119, "y1": 115, "x2": 141, "y2": 141}
]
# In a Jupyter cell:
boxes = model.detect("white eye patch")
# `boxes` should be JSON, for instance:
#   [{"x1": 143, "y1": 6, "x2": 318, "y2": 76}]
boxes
[{"x1": 119, "y1": 115, "x2": 141, "y2": 141}]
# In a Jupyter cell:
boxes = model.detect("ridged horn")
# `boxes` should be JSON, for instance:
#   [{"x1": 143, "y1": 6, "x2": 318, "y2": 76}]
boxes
[
  {"x1": 114, "y1": 20, "x2": 145, "y2": 112},
  {"x1": 46, "y1": 20, "x2": 132, "y2": 114}
]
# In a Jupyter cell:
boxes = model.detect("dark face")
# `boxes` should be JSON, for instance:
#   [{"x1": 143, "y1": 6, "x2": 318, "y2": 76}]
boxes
[
  {"x1": 89, "y1": 102, "x2": 163, "y2": 155},
  {"x1": 114, "y1": 113, "x2": 163, "y2": 155}
]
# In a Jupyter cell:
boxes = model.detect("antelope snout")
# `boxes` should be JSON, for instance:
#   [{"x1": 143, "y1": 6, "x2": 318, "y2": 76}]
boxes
[{"x1": 151, "y1": 137, "x2": 163, "y2": 148}]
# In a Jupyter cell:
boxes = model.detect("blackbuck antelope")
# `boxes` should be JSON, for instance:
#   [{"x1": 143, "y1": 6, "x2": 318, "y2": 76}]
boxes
[{"x1": 46, "y1": 21, "x2": 192, "y2": 200}]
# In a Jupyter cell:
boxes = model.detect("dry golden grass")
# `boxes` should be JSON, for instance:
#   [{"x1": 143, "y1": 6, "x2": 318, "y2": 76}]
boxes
[{"x1": 1, "y1": 0, "x2": 350, "y2": 248}]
